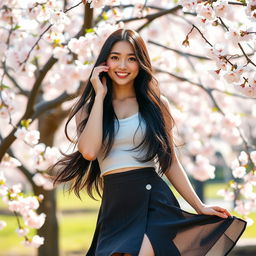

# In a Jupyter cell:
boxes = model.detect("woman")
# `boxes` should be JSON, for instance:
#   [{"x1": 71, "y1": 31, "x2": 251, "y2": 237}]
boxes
[{"x1": 53, "y1": 29, "x2": 246, "y2": 256}]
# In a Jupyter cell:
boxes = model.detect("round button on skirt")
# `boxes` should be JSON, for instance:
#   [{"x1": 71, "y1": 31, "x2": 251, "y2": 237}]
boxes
[{"x1": 86, "y1": 167, "x2": 247, "y2": 256}]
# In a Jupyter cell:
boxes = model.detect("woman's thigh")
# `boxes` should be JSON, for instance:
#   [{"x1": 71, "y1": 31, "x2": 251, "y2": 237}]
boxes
[{"x1": 138, "y1": 234, "x2": 155, "y2": 256}]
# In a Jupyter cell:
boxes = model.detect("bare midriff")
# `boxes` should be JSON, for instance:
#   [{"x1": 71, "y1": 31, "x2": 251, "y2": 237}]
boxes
[{"x1": 102, "y1": 166, "x2": 146, "y2": 176}]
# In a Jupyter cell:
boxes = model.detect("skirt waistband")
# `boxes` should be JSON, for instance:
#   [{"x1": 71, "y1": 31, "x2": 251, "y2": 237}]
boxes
[{"x1": 103, "y1": 167, "x2": 157, "y2": 184}]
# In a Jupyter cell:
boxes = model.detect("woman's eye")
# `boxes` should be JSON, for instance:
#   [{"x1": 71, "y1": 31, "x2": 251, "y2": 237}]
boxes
[
  {"x1": 110, "y1": 56, "x2": 118, "y2": 60},
  {"x1": 129, "y1": 57, "x2": 137, "y2": 61}
]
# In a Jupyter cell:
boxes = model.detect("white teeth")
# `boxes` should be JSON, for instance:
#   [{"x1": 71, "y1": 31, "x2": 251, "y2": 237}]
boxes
[{"x1": 116, "y1": 72, "x2": 129, "y2": 76}]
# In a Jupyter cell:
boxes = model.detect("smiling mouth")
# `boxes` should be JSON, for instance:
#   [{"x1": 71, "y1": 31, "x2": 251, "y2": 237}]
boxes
[{"x1": 115, "y1": 72, "x2": 130, "y2": 78}]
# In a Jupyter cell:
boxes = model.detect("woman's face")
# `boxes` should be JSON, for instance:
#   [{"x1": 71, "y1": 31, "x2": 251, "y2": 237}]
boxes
[{"x1": 106, "y1": 40, "x2": 139, "y2": 87}]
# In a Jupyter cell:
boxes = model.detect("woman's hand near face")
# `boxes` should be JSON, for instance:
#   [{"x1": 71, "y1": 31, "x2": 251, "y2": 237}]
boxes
[{"x1": 90, "y1": 62, "x2": 109, "y2": 98}]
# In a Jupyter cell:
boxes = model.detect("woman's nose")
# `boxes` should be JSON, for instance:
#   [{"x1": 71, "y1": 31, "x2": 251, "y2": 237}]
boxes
[{"x1": 119, "y1": 59, "x2": 127, "y2": 68}]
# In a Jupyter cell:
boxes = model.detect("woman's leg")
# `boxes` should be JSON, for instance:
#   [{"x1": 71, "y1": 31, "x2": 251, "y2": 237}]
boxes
[{"x1": 138, "y1": 234, "x2": 155, "y2": 256}]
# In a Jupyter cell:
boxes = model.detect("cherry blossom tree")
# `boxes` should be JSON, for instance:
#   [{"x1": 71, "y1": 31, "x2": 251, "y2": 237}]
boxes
[{"x1": 0, "y1": 0, "x2": 255, "y2": 255}]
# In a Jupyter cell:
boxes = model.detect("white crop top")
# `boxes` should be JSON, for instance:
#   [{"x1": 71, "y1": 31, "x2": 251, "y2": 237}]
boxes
[{"x1": 97, "y1": 112, "x2": 156, "y2": 176}]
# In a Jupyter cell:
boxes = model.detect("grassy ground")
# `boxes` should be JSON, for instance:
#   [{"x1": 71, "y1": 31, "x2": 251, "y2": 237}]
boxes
[{"x1": 0, "y1": 183, "x2": 255, "y2": 255}]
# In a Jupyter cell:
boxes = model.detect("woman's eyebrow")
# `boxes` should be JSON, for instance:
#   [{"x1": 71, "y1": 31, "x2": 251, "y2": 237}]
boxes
[{"x1": 110, "y1": 52, "x2": 136, "y2": 56}]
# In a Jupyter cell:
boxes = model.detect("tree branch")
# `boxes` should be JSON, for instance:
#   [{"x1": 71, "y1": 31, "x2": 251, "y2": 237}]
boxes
[
  {"x1": 3, "y1": 64, "x2": 29, "y2": 96},
  {"x1": 154, "y1": 67, "x2": 224, "y2": 114},
  {"x1": 148, "y1": 40, "x2": 210, "y2": 60},
  {"x1": 238, "y1": 42, "x2": 256, "y2": 68},
  {"x1": 31, "y1": 91, "x2": 77, "y2": 120},
  {"x1": 117, "y1": 5, "x2": 182, "y2": 31},
  {"x1": 155, "y1": 67, "x2": 254, "y2": 150}
]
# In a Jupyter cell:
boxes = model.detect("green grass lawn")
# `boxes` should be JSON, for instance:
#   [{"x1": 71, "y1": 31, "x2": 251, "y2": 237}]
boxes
[{"x1": 0, "y1": 183, "x2": 255, "y2": 255}]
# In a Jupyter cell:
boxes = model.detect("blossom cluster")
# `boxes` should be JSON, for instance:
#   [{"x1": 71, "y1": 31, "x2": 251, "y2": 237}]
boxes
[
  {"x1": 179, "y1": 0, "x2": 256, "y2": 98},
  {"x1": 0, "y1": 171, "x2": 45, "y2": 248}
]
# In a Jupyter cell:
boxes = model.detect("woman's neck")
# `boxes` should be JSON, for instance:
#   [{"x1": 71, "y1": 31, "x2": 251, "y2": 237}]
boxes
[{"x1": 112, "y1": 83, "x2": 136, "y2": 101}]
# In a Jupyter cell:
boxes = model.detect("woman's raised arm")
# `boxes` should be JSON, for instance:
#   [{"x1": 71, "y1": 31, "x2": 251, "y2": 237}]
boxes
[{"x1": 75, "y1": 64, "x2": 109, "y2": 161}]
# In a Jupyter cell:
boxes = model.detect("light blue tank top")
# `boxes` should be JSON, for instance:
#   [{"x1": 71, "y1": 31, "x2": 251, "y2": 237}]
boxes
[{"x1": 97, "y1": 112, "x2": 156, "y2": 176}]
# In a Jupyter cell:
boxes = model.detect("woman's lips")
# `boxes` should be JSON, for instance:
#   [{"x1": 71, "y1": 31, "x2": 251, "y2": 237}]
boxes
[{"x1": 115, "y1": 72, "x2": 130, "y2": 78}]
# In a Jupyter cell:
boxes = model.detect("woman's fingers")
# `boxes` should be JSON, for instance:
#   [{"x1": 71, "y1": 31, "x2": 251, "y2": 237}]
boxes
[
  {"x1": 93, "y1": 65, "x2": 109, "y2": 74},
  {"x1": 102, "y1": 76, "x2": 107, "y2": 87},
  {"x1": 91, "y1": 66, "x2": 109, "y2": 81},
  {"x1": 211, "y1": 206, "x2": 231, "y2": 218},
  {"x1": 89, "y1": 64, "x2": 109, "y2": 97},
  {"x1": 200, "y1": 205, "x2": 231, "y2": 219}
]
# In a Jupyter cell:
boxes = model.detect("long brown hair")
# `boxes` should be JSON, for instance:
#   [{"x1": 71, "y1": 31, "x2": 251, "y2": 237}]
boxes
[{"x1": 52, "y1": 29, "x2": 176, "y2": 199}]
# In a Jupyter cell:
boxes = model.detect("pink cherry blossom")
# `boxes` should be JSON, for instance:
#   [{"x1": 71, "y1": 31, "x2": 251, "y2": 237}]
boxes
[
  {"x1": 244, "y1": 171, "x2": 256, "y2": 186},
  {"x1": 24, "y1": 211, "x2": 46, "y2": 229},
  {"x1": 52, "y1": 46, "x2": 69, "y2": 60},
  {"x1": 222, "y1": 113, "x2": 241, "y2": 128},
  {"x1": 75, "y1": 61, "x2": 93, "y2": 82},
  {"x1": 240, "y1": 183, "x2": 255, "y2": 199},
  {"x1": 14, "y1": 127, "x2": 28, "y2": 141},
  {"x1": 230, "y1": 158, "x2": 240, "y2": 170},
  {"x1": 250, "y1": 151, "x2": 256, "y2": 165},
  {"x1": 220, "y1": 127, "x2": 243, "y2": 145},
  {"x1": 32, "y1": 173, "x2": 47, "y2": 187},
  {"x1": 0, "y1": 185, "x2": 8, "y2": 196},
  {"x1": 49, "y1": 10, "x2": 70, "y2": 25},
  {"x1": 24, "y1": 130, "x2": 40, "y2": 145},
  {"x1": 0, "y1": 171, "x2": 6, "y2": 184},
  {"x1": 235, "y1": 200, "x2": 253, "y2": 215},
  {"x1": 16, "y1": 227, "x2": 29, "y2": 237},
  {"x1": 179, "y1": 0, "x2": 197, "y2": 11},
  {"x1": 25, "y1": 196, "x2": 40, "y2": 210},
  {"x1": 215, "y1": 59, "x2": 228, "y2": 71},
  {"x1": 0, "y1": 90, "x2": 16, "y2": 118},
  {"x1": 8, "y1": 199, "x2": 22, "y2": 212},
  {"x1": 22, "y1": 235, "x2": 45, "y2": 248},
  {"x1": 196, "y1": 4, "x2": 215, "y2": 20},
  {"x1": 32, "y1": 143, "x2": 46, "y2": 155},
  {"x1": 0, "y1": 42, "x2": 7, "y2": 60},
  {"x1": 43, "y1": 179, "x2": 54, "y2": 190},
  {"x1": 38, "y1": 194, "x2": 44, "y2": 201},
  {"x1": 223, "y1": 69, "x2": 242, "y2": 84},
  {"x1": 187, "y1": 155, "x2": 216, "y2": 181},
  {"x1": 0, "y1": 154, "x2": 21, "y2": 168},
  {"x1": 248, "y1": 75, "x2": 256, "y2": 87},
  {"x1": 187, "y1": 140, "x2": 202, "y2": 155},
  {"x1": 87, "y1": 0, "x2": 106, "y2": 9},
  {"x1": 238, "y1": 151, "x2": 249, "y2": 165},
  {"x1": 245, "y1": 1, "x2": 256, "y2": 21},
  {"x1": 234, "y1": 83, "x2": 256, "y2": 98},
  {"x1": 11, "y1": 183, "x2": 22, "y2": 194},
  {"x1": 212, "y1": 0, "x2": 231, "y2": 18},
  {"x1": 0, "y1": 220, "x2": 7, "y2": 230},
  {"x1": 217, "y1": 189, "x2": 235, "y2": 201},
  {"x1": 133, "y1": 3, "x2": 148, "y2": 18},
  {"x1": 232, "y1": 166, "x2": 246, "y2": 178}
]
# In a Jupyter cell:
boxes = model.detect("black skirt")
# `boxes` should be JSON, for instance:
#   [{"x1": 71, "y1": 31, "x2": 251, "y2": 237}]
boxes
[{"x1": 86, "y1": 167, "x2": 247, "y2": 256}]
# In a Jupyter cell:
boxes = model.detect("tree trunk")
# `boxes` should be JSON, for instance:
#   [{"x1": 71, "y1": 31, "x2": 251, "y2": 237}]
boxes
[
  {"x1": 33, "y1": 186, "x2": 59, "y2": 256},
  {"x1": 34, "y1": 106, "x2": 67, "y2": 256}
]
